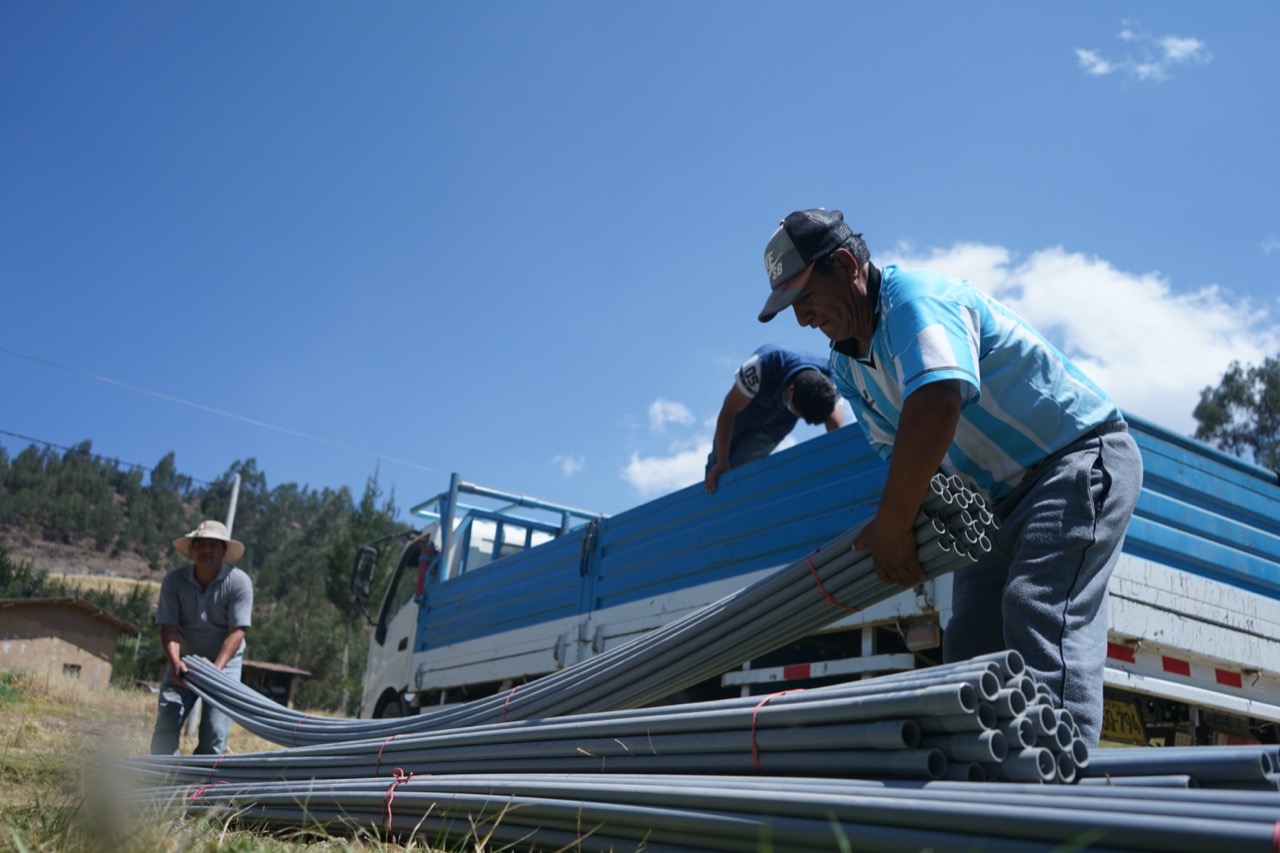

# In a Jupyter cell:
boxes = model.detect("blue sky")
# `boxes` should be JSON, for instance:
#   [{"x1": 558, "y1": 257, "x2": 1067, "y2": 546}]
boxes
[{"x1": 2, "y1": 3, "x2": 1277, "y2": 519}]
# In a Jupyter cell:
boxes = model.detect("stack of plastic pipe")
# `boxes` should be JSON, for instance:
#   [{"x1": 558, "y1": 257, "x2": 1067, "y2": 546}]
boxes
[
  {"x1": 1079, "y1": 744, "x2": 1280, "y2": 791},
  {"x1": 179, "y1": 473, "x2": 997, "y2": 747},
  {"x1": 128, "y1": 658, "x2": 963, "y2": 785},
  {"x1": 126, "y1": 650, "x2": 1092, "y2": 792},
  {"x1": 136, "y1": 770, "x2": 1280, "y2": 853}
]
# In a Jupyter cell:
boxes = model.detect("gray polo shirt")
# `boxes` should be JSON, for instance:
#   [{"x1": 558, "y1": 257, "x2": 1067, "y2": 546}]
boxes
[{"x1": 154, "y1": 562, "x2": 254, "y2": 661}]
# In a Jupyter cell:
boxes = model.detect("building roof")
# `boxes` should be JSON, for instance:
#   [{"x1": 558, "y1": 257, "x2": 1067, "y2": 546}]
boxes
[
  {"x1": 0, "y1": 596, "x2": 141, "y2": 635},
  {"x1": 244, "y1": 659, "x2": 312, "y2": 677}
]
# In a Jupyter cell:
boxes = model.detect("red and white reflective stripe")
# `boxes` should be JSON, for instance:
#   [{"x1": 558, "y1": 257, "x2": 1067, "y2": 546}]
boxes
[
  {"x1": 1106, "y1": 642, "x2": 1136, "y2": 664},
  {"x1": 1162, "y1": 656, "x2": 1191, "y2": 677},
  {"x1": 1217, "y1": 670, "x2": 1244, "y2": 689},
  {"x1": 1107, "y1": 642, "x2": 1246, "y2": 691}
]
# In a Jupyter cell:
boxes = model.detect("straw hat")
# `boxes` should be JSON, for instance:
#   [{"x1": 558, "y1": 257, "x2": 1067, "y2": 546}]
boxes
[{"x1": 172, "y1": 520, "x2": 245, "y2": 563}]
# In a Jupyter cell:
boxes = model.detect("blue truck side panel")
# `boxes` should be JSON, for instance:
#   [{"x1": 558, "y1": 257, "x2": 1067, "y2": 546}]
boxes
[
  {"x1": 415, "y1": 427, "x2": 887, "y2": 655},
  {"x1": 412, "y1": 412, "x2": 1280, "y2": 656},
  {"x1": 1124, "y1": 412, "x2": 1280, "y2": 599},
  {"x1": 418, "y1": 530, "x2": 589, "y2": 650},
  {"x1": 590, "y1": 429, "x2": 887, "y2": 611}
]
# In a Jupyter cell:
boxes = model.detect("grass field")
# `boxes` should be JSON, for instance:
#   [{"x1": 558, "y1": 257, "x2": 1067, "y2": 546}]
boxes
[
  {"x1": 47, "y1": 572, "x2": 161, "y2": 597},
  {"x1": 0, "y1": 670, "x2": 441, "y2": 852}
]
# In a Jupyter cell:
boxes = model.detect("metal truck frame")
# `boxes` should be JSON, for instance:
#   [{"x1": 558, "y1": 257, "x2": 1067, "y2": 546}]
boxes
[{"x1": 351, "y1": 413, "x2": 1280, "y2": 746}]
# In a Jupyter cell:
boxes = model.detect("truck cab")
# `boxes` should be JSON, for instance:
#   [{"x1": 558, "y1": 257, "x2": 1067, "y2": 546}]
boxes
[{"x1": 355, "y1": 473, "x2": 604, "y2": 718}]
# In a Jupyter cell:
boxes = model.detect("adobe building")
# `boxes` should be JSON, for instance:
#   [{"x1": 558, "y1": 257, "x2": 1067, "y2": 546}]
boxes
[{"x1": 0, "y1": 597, "x2": 140, "y2": 689}]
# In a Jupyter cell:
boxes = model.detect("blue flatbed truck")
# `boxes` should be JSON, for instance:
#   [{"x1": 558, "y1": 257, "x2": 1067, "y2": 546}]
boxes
[{"x1": 352, "y1": 413, "x2": 1280, "y2": 747}]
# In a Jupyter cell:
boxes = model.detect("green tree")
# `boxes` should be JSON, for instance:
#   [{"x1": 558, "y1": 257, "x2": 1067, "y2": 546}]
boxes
[
  {"x1": 27, "y1": 440, "x2": 121, "y2": 548},
  {"x1": 3, "y1": 445, "x2": 56, "y2": 531},
  {"x1": 201, "y1": 459, "x2": 268, "y2": 542},
  {"x1": 116, "y1": 466, "x2": 158, "y2": 557},
  {"x1": 0, "y1": 543, "x2": 63, "y2": 598},
  {"x1": 250, "y1": 485, "x2": 354, "y2": 710},
  {"x1": 323, "y1": 471, "x2": 407, "y2": 715},
  {"x1": 146, "y1": 452, "x2": 194, "y2": 569},
  {"x1": 0, "y1": 445, "x2": 9, "y2": 521},
  {"x1": 1193, "y1": 355, "x2": 1280, "y2": 471}
]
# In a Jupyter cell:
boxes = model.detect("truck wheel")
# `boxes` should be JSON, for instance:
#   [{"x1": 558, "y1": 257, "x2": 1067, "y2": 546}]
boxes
[{"x1": 376, "y1": 693, "x2": 410, "y2": 718}]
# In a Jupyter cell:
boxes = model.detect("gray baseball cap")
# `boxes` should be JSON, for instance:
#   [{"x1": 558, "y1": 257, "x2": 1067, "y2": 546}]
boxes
[{"x1": 758, "y1": 208, "x2": 854, "y2": 322}]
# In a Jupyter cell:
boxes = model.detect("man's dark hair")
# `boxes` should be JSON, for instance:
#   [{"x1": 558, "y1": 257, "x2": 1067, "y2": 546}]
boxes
[
  {"x1": 813, "y1": 232, "x2": 871, "y2": 274},
  {"x1": 790, "y1": 369, "x2": 840, "y2": 425}
]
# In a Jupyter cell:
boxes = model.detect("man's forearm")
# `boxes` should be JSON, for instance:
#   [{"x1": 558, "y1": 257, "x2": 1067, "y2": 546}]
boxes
[
  {"x1": 878, "y1": 382, "x2": 964, "y2": 531},
  {"x1": 160, "y1": 626, "x2": 183, "y2": 668},
  {"x1": 713, "y1": 411, "x2": 735, "y2": 466},
  {"x1": 854, "y1": 381, "x2": 965, "y2": 587},
  {"x1": 212, "y1": 628, "x2": 246, "y2": 669}
]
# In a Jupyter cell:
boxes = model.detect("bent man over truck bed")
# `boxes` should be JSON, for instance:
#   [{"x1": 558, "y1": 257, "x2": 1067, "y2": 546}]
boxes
[{"x1": 705, "y1": 343, "x2": 844, "y2": 494}]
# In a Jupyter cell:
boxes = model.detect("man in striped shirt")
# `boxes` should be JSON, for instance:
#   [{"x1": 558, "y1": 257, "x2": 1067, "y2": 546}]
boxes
[{"x1": 756, "y1": 208, "x2": 1143, "y2": 746}]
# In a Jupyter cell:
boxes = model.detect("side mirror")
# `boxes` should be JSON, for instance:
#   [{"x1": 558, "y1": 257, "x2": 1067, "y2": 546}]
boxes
[{"x1": 351, "y1": 544, "x2": 378, "y2": 605}]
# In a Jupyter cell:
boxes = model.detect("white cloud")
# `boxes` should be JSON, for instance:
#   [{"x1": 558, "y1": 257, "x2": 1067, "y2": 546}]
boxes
[
  {"x1": 883, "y1": 242, "x2": 1280, "y2": 434},
  {"x1": 1262, "y1": 237, "x2": 1280, "y2": 256},
  {"x1": 648, "y1": 398, "x2": 695, "y2": 431},
  {"x1": 1160, "y1": 36, "x2": 1206, "y2": 63},
  {"x1": 622, "y1": 440, "x2": 709, "y2": 497},
  {"x1": 552, "y1": 454, "x2": 585, "y2": 477},
  {"x1": 1074, "y1": 48, "x2": 1113, "y2": 77},
  {"x1": 1076, "y1": 24, "x2": 1211, "y2": 82}
]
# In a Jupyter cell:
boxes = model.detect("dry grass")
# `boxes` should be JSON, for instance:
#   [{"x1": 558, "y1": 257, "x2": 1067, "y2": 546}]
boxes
[
  {"x1": 0, "y1": 670, "x2": 442, "y2": 853},
  {"x1": 48, "y1": 572, "x2": 160, "y2": 598}
]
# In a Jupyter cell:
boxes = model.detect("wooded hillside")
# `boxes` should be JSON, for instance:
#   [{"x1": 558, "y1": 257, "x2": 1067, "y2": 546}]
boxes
[{"x1": 0, "y1": 439, "x2": 409, "y2": 714}]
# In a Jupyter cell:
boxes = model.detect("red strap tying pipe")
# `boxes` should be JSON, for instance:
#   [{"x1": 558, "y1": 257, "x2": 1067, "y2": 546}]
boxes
[
  {"x1": 751, "y1": 689, "x2": 804, "y2": 771},
  {"x1": 290, "y1": 714, "x2": 309, "y2": 747},
  {"x1": 383, "y1": 768, "x2": 415, "y2": 835},
  {"x1": 204, "y1": 751, "x2": 225, "y2": 783},
  {"x1": 808, "y1": 551, "x2": 861, "y2": 613},
  {"x1": 186, "y1": 779, "x2": 229, "y2": 807},
  {"x1": 375, "y1": 734, "x2": 400, "y2": 776}
]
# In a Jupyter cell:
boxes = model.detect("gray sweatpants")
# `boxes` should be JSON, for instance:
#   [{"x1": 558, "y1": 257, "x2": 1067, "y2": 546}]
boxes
[{"x1": 943, "y1": 427, "x2": 1143, "y2": 745}]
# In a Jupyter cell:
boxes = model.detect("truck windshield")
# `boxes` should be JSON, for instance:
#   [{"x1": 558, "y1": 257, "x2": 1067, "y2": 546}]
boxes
[{"x1": 461, "y1": 518, "x2": 554, "y2": 574}]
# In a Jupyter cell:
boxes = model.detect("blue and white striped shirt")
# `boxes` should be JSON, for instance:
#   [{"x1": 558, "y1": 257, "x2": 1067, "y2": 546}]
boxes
[{"x1": 829, "y1": 265, "x2": 1122, "y2": 501}]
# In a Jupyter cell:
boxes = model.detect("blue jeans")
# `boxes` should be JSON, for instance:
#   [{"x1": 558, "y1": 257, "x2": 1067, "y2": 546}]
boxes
[
  {"x1": 706, "y1": 429, "x2": 784, "y2": 473},
  {"x1": 150, "y1": 659, "x2": 241, "y2": 756},
  {"x1": 943, "y1": 427, "x2": 1142, "y2": 746}
]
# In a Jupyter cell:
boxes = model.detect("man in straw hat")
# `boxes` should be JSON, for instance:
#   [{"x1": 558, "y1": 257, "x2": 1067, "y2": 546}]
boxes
[{"x1": 150, "y1": 519, "x2": 254, "y2": 755}]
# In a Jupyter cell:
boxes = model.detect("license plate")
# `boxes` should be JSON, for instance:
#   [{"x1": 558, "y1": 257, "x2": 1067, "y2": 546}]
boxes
[{"x1": 1102, "y1": 697, "x2": 1148, "y2": 745}]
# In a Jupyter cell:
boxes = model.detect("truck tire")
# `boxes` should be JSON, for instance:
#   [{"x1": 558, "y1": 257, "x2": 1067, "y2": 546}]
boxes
[{"x1": 376, "y1": 692, "x2": 410, "y2": 719}]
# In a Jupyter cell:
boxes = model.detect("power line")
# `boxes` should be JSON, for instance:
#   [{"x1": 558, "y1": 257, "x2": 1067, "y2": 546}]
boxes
[
  {"x1": 0, "y1": 345, "x2": 442, "y2": 477},
  {"x1": 0, "y1": 427, "x2": 221, "y2": 487}
]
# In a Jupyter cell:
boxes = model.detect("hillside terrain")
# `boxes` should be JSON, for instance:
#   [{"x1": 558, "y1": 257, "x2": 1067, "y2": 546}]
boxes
[
  {"x1": 1, "y1": 527, "x2": 156, "y2": 581},
  {"x1": 0, "y1": 442, "x2": 409, "y2": 712}
]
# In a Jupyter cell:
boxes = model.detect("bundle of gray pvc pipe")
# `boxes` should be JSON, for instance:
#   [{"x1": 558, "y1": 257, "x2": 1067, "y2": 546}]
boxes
[
  {"x1": 126, "y1": 651, "x2": 1085, "y2": 789},
  {"x1": 1078, "y1": 744, "x2": 1280, "y2": 791},
  {"x1": 124, "y1": 472, "x2": 1280, "y2": 849},
  {"x1": 177, "y1": 473, "x2": 995, "y2": 747},
  {"x1": 133, "y1": 772, "x2": 1280, "y2": 853}
]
